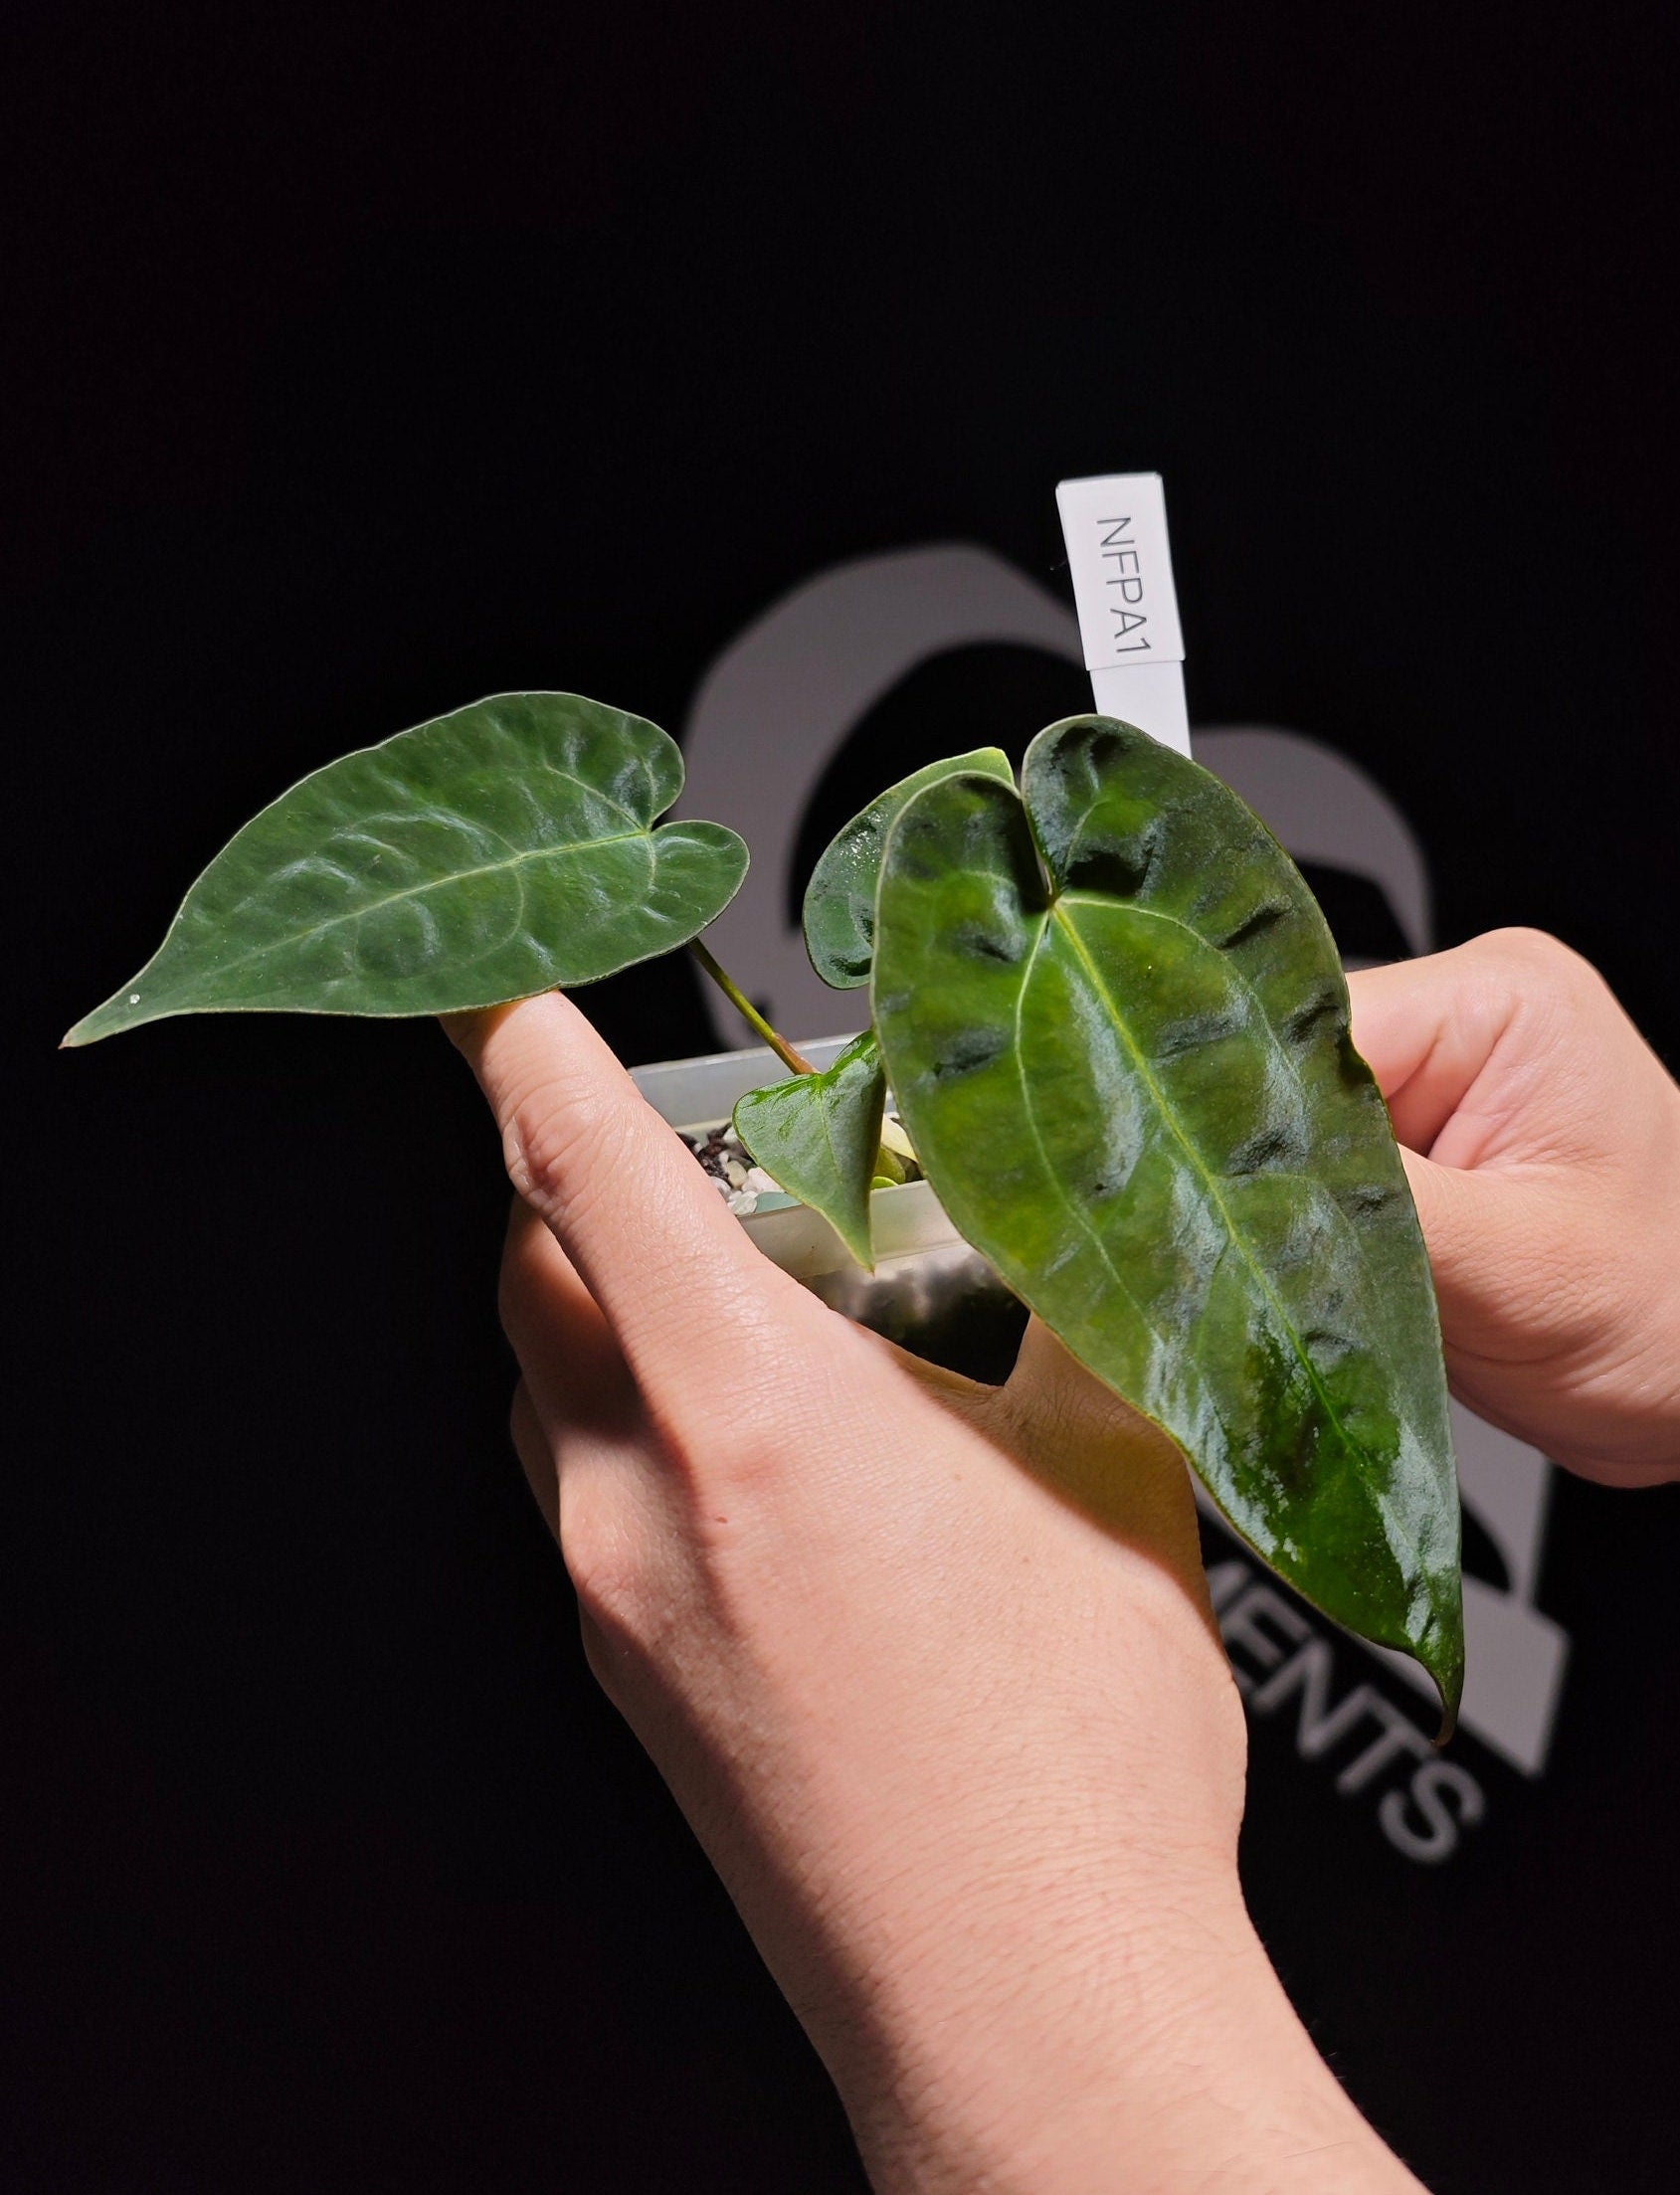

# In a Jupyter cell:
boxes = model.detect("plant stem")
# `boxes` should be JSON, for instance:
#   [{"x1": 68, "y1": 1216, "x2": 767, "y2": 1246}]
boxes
[
  {"x1": 689, "y1": 939, "x2": 922, "y2": 1185},
  {"x1": 689, "y1": 940, "x2": 817, "y2": 1076},
  {"x1": 689, "y1": 939, "x2": 920, "y2": 1188}
]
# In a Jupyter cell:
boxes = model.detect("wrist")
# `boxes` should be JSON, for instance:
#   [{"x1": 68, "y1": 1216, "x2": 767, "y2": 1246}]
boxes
[
  {"x1": 842, "y1": 1860, "x2": 1245, "y2": 2193},
  {"x1": 844, "y1": 1872, "x2": 1420, "y2": 2194}
]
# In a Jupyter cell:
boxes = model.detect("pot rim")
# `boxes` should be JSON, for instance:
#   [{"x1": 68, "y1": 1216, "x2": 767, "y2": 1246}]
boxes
[{"x1": 629, "y1": 1034, "x2": 971, "y2": 1282}]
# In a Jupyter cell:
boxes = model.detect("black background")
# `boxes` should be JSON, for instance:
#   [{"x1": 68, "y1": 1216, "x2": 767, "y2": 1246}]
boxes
[{"x1": 9, "y1": 6, "x2": 1679, "y2": 2188}]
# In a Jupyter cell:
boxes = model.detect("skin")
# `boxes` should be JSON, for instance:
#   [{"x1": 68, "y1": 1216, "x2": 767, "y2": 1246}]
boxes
[
  {"x1": 1348, "y1": 930, "x2": 1680, "y2": 1488},
  {"x1": 445, "y1": 925, "x2": 1678, "y2": 2193}
]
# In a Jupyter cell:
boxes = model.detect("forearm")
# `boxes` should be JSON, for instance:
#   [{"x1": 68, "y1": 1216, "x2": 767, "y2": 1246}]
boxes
[
  {"x1": 651, "y1": 1558, "x2": 1421, "y2": 2195},
  {"x1": 838, "y1": 1872, "x2": 1423, "y2": 2195},
  {"x1": 589, "y1": 1417, "x2": 1424, "y2": 2195}
]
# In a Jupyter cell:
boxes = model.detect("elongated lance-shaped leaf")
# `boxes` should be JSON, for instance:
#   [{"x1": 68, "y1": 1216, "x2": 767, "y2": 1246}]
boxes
[
  {"x1": 870, "y1": 718, "x2": 1463, "y2": 1730},
  {"x1": 803, "y1": 747, "x2": 1015, "y2": 989},
  {"x1": 65, "y1": 693, "x2": 748, "y2": 1045},
  {"x1": 733, "y1": 1032, "x2": 887, "y2": 1269}
]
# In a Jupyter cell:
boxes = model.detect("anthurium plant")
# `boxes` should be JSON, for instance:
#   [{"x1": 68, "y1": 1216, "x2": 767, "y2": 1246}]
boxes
[{"x1": 65, "y1": 691, "x2": 1464, "y2": 1730}]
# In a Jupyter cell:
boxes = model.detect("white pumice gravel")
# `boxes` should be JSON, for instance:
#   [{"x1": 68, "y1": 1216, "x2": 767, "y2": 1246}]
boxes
[
  {"x1": 678, "y1": 1123, "x2": 785, "y2": 1215},
  {"x1": 679, "y1": 1116, "x2": 918, "y2": 1215}
]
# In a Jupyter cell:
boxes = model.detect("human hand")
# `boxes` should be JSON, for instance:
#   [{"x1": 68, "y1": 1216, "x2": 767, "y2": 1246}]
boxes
[
  {"x1": 449, "y1": 991, "x2": 1421, "y2": 2195},
  {"x1": 1348, "y1": 929, "x2": 1680, "y2": 1488}
]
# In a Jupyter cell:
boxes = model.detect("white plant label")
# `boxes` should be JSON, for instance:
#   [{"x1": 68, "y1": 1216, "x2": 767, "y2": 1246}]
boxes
[{"x1": 1055, "y1": 472, "x2": 1191, "y2": 754}]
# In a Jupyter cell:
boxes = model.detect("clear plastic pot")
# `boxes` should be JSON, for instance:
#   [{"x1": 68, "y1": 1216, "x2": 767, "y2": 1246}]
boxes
[{"x1": 631, "y1": 1036, "x2": 1027, "y2": 1382}]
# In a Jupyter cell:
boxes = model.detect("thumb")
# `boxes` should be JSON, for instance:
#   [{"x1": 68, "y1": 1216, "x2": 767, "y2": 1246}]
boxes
[
  {"x1": 1347, "y1": 946, "x2": 1516, "y2": 1155},
  {"x1": 1397, "y1": 1144, "x2": 1543, "y2": 1368}
]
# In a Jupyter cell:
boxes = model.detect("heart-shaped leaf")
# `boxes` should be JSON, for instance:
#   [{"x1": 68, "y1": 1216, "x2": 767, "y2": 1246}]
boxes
[
  {"x1": 64, "y1": 693, "x2": 748, "y2": 1045},
  {"x1": 870, "y1": 717, "x2": 1463, "y2": 1730},
  {"x1": 733, "y1": 1031, "x2": 887, "y2": 1268},
  {"x1": 803, "y1": 747, "x2": 1014, "y2": 989}
]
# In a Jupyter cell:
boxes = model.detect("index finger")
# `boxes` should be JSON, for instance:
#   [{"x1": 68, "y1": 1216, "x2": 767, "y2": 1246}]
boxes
[{"x1": 446, "y1": 990, "x2": 817, "y2": 1387}]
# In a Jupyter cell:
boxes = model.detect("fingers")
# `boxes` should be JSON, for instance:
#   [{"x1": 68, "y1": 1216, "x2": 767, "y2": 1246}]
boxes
[
  {"x1": 503, "y1": 1214, "x2": 668, "y2": 1580},
  {"x1": 447, "y1": 992, "x2": 821, "y2": 1395},
  {"x1": 1391, "y1": 1146, "x2": 1541, "y2": 1358},
  {"x1": 1346, "y1": 942, "x2": 1520, "y2": 1156},
  {"x1": 510, "y1": 1377, "x2": 560, "y2": 1538},
  {"x1": 1345, "y1": 928, "x2": 1629, "y2": 1167},
  {"x1": 499, "y1": 1197, "x2": 638, "y2": 1440},
  {"x1": 1348, "y1": 941, "x2": 1567, "y2": 1368}
]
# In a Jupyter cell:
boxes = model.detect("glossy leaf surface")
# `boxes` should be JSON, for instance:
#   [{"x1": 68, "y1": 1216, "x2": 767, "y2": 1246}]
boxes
[
  {"x1": 733, "y1": 1031, "x2": 886, "y2": 1268},
  {"x1": 870, "y1": 717, "x2": 1463, "y2": 1727},
  {"x1": 65, "y1": 693, "x2": 748, "y2": 1044},
  {"x1": 803, "y1": 747, "x2": 1014, "y2": 989}
]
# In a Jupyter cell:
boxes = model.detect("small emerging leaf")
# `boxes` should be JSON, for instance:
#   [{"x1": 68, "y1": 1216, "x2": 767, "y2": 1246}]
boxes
[
  {"x1": 733, "y1": 1032, "x2": 887, "y2": 1269},
  {"x1": 803, "y1": 748, "x2": 1014, "y2": 989},
  {"x1": 870, "y1": 718, "x2": 1464, "y2": 1730},
  {"x1": 65, "y1": 692, "x2": 748, "y2": 1045}
]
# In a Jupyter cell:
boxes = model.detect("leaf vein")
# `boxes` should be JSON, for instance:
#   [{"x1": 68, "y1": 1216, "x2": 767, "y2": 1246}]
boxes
[
  {"x1": 1050, "y1": 902, "x2": 1430, "y2": 1572},
  {"x1": 194, "y1": 828, "x2": 656, "y2": 982}
]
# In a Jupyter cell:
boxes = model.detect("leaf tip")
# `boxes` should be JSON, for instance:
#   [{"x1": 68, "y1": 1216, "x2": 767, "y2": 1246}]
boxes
[
  {"x1": 1429, "y1": 1642, "x2": 1464, "y2": 1745},
  {"x1": 61, "y1": 965, "x2": 174, "y2": 1046},
  {"x1": 840, "y1": 1215, "x2": 877, "y2": 1275},
  {"x1": 61, "y1": 995, "x2": 131, "y2": 1048}
]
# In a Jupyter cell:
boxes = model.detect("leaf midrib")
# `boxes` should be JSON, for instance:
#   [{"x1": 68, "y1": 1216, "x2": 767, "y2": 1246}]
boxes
[
  {"x1": 175, "y1": 827, "x2": 660, "y2": 987},
  {"x1": 1047, "y1": 898, "x2": 1429, "y2": 1574},
  {"x1": 1058, "y1": 890, "x2": 1404, "y2": 1384},
  {"x1": 818, "y1": 1044, "x2": 869, "y2": 1258},
  {"x1": 1006, "y1": 913, "x2": 1183, "y2": 1372},
  {"x1": 215, "y1": 746, "x2": 653, "y2": 932}
]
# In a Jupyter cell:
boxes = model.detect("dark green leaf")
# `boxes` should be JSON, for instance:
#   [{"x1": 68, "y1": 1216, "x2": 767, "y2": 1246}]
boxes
[
  {"x1": 803, "y1": 748, "x2": 1014, "y2": 990},
  {"x1": 733, "y1": 1031, "x2": 887, "y2": 1269},
  {"x1": 64, "y1": 693, "x2": 748, "y2": 1044},
  {"x1": 870, "y1": 718, "x2": 1463, "y2": 1729}
]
